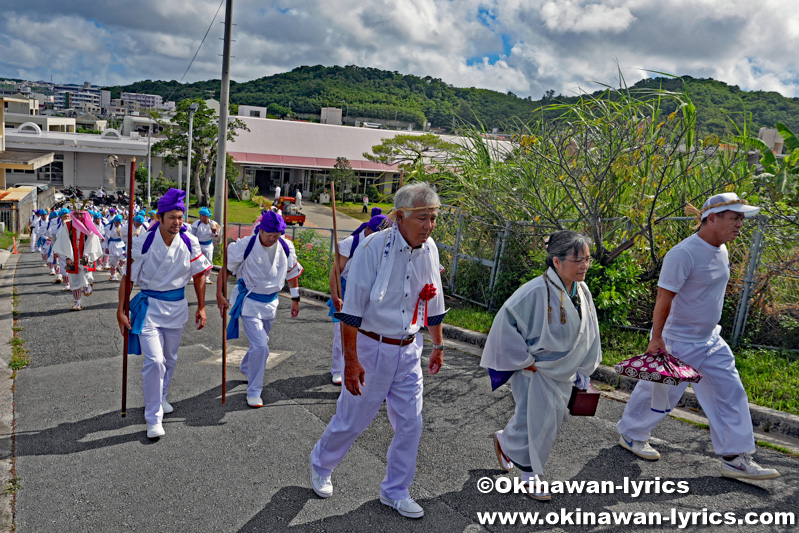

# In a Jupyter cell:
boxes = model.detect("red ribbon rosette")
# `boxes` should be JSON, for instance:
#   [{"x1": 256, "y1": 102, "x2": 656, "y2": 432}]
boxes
[{"x1": 412, "y1": 283, "x2": 437, "y2": 326}]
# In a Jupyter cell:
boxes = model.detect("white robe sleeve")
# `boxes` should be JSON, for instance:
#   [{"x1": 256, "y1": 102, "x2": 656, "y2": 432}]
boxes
[
  {"x1": 51, "y1": 224, "x2": 74, "y2": 261},
  {"x1": 226, "y1": 236, "x2": 249, "y2": 275},
  {"x1": 186, "y1": 233, "x2": 212, "y2": 277},
  {"x1": 284, "y1": 239, "x2": 303, "y2": 281},
  {"x1": 479, "y1": 279, "x2": 545, "y2": 371}
]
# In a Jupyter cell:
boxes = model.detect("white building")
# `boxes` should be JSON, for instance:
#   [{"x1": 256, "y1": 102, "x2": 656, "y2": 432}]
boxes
[
  {"x1": 54, "y1": 82, "x2": 103, "y2": 110},
  {"x1": 121, "y1": 92, "x2": 163, "y2": 109},
  {"x1": 4, "y1": 125, "x2": 162, "y2": 193}
]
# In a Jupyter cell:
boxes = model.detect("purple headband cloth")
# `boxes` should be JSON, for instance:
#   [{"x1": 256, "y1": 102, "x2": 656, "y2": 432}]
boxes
[
  {"x1": 371, "y1": 207, "x2": 382, "y2": 217},
  {"x1": 157, "y1": 188, "x2": 186, "y2": 214},
  {"x1": 258, "y1": 210, "x2": 286, "y2": 234},
  {"x1": 352, "y1": 214, "x2": 391, "y2": 235}
]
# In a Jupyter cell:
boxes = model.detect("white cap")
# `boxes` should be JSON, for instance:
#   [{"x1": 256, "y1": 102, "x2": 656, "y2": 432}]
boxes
[{"x1": 701, "y1": 192, "x2": 760, "y2": 219}]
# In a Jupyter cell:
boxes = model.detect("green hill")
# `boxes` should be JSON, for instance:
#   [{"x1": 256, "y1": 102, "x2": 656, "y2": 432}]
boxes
[{"x1": 105, "y1": 65, "x2": 799, "y2": 136}]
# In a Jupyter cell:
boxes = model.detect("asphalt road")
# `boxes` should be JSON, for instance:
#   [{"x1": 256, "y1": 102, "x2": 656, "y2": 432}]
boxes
[{"x1": 11, "y1": 249, "x2": 799, "y2": 532}]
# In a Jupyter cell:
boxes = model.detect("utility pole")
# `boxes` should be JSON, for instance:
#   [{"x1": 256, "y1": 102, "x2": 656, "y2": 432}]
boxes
[
  {"x1": 146, "y1": 124, "x2": 152, "y2": 208},
  {"x1": 213, "y1": 0, "x2": 233, "y2": 226}
]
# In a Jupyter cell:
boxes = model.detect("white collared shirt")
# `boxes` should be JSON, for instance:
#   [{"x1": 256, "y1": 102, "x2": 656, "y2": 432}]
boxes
[{"x1": 338, "y1": 228, "x2": 446, "y2": 338}]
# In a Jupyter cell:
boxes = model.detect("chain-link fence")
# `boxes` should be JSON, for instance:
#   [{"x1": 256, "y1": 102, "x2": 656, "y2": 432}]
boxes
[
  {"x1": 431, "y1": 211, "x2": 797, "y2": 351},
  {"x1": 219, "y1": 211, "x2": 796, "y2": 351}
]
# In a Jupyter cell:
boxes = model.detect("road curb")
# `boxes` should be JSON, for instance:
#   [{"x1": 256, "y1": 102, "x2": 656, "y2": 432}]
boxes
[
  {"x1": 0, "y1": 251, "x2": 20, "y2": 531},
  {"x1": 297, "y1": 286, "x2": 799, "y2": 441}
]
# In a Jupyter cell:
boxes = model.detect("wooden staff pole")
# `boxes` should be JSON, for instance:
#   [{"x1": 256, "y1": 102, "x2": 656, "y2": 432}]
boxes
[
  {"x1": 121, "y1": 157, "x2": 136, "y2": 416},
  {"x1": 221, "y1": 179, "x2": 228, "y2": 404},
  {"x1": 330, "y1": 182, "x2": 343, "y2": 316}
]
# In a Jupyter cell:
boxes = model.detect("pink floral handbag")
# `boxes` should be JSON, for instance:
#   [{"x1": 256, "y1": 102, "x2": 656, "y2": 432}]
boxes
[{"x1": 614, "y1": 350, "x2": 703, "y2": 385}]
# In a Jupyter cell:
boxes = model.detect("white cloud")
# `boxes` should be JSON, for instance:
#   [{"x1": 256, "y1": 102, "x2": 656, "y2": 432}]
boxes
[
  {"x1": 540, "y1": 1, "x2": 636, "y2": 34},
  {"x1": 1, "y1": 0, "x2": 799, "y2": 99}
]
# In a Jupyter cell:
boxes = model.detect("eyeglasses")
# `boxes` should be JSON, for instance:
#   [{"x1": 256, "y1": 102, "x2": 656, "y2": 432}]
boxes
[{"x1": 566, "y1": 256, "x2": 594, "y2": 265}]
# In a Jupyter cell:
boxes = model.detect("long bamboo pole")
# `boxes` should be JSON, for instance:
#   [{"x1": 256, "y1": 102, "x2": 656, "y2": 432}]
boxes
[
  {"x1": 121, "y1": 157, "x2": 136, "y2": 417},
  {"x1": 330, "y1": 182, "x2": 343, "y2": 316},
  {"x1": 221, "y1": 179, "x2": 228, "y2": 404}
]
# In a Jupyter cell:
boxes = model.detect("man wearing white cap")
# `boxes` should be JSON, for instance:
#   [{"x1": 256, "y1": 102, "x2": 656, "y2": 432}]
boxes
[{"x1": 616, "y1": 192, "x2": 780, "y2": 480}]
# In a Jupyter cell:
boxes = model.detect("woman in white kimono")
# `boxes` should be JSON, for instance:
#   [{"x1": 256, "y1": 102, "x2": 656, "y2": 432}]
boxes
[{"x1": 480, "y1": 231, "x2": 602, "y2": 501}]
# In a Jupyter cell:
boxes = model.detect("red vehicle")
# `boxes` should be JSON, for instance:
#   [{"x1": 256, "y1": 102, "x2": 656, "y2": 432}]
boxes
[{"x1": 274, "y1": 196, "x2": 306, "y2": 226}]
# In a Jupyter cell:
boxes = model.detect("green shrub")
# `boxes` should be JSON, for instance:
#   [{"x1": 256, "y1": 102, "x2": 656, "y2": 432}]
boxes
[
  {"x1": 585, "y1": 253, "x2": 650, "y2": 326},
  {"x1": 293, "y1": 230, "x2": 333, "y2": 293}
]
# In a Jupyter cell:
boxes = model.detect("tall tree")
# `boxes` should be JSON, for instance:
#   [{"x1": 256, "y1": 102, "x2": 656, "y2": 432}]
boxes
[
  {"x1": 329, "y1": 157, "x2": 357, "y2": 203},
  {"x1": 152, "y1": 99, "x2": 248, "y2": 207}
]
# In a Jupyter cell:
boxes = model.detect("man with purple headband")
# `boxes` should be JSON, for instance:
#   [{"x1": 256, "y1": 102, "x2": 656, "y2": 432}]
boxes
[
  {"x1": 216, "y1": 211, "x2": 303, "y2": 408},
  {"x1": 327, "y1": 214, "x2": 392, "y2": 385},
  {"x1": 116, "y1": 188, "x2": 212, "y2": 439}
]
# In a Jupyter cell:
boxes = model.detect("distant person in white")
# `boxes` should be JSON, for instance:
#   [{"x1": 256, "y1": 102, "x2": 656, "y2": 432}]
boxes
[
  {"x1": 616, "y1": 192, "x2": 780, "y2": 480},
  {"x1": 191, "y1": 206, "x2": 219, "y2": 284},
  {"x1": 295, "y1": 188, "x2": 302, "y2": 209},
  {"x1": 309, "y1": 182, "x2": 446, "y2": 519},
  {"x1": 274, "y1": 185, "x2": 281, "y2": 200}
]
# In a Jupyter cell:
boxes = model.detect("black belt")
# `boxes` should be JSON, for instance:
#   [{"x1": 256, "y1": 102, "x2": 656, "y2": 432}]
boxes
[{"x1": 358, "y1": 329, "x2": 415, "y2": 346}]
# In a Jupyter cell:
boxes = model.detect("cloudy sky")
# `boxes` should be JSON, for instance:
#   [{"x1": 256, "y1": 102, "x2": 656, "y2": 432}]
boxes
[{"x1": 2, "y1": 0, "x2": 799, "y2": 99}]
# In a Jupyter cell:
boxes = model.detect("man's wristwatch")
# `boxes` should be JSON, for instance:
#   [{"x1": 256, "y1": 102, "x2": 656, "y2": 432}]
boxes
[{"x1": 432, "y1": 343, "x2": 445, "y2": 351}]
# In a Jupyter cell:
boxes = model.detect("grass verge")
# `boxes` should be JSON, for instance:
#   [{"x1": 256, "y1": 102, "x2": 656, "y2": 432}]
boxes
[
  {"x1": 334, "y1": 202, "x2": 394, "y2": 222},
  {"x1": 0, "y1": 231, "x2": 18, "y2": 250}
]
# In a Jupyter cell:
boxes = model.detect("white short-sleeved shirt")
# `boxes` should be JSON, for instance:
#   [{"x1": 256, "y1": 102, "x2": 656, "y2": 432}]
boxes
[
  {"x1": 658, "y1": 233, "x2": 730, "y2": 342},
  {"x1": 338, "y1": 229, "x2": 446, "y2": 338},
  {"x1": 336, "y1": 235, "x2": 358, "y2": 280},
  {"x1": 130, "y1": 229, "x2": 212, "y2": 329},
  {"x1": 226, "y1": 235, "x2": 303, "y2": 321}
]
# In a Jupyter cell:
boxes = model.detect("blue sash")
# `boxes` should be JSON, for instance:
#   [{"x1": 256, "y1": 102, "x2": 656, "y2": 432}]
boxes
[
  {"x1": 127, "y1": 288, "x2": 186, "y2": 355},
  {"x1": 199, "y1": 240, "x2": 213, "y2": 246},
  {"x1": 108, "y1": 238, "x2": 122, "y2": 243},
  {"x1": 226, "y1": 278, "x2": 278, "y2": 340},
  {"x1": 326, "y1": 277, "x2": 347, "y2": 322}
]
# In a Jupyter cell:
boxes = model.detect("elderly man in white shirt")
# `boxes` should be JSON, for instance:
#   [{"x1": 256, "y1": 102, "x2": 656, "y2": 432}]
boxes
[
  {"x1": 117, "y1": 188, "x2": 212, "y2": 439},
  {"x1": 309, "y1": 182, "x2": 447, "y2": 520}
]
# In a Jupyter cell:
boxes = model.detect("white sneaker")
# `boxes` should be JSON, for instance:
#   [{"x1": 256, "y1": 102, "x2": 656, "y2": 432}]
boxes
[
  {"x1": 331, "y1": 372, "x2": 342, "y2": 385},
  {"x1": 310, "y1": 459, "x2": 333, "y2": 498},
  {"x1": 162, "y1": 400, "x2": 174, "y2": 414},
  {"x1": 722, "y1": 454, "x2": 780, "y2": 480},
  {"x1": 494, "y1": 430, "x2": 513, "y2": 471},
  {"x1": 49, "y1": 268, "x2": 55, "y2": 275},
  {"x1": 379, "y1": 495, "x2": 424, "y2": 518},
  {"x1": 619, "y1": 434, "x2": 661, "y2": 461},
  {"x1": 146, "y1": 423, "x2": 165, "y2": 439},
  {"x1": 521, "y1": 474, "x2": 552, "y2": 501},
  {"x1": 247, "y1": 396, "x2": 263, "y2": 408}
]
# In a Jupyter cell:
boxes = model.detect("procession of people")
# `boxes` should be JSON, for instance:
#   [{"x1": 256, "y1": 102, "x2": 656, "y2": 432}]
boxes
[{"x1": 22, "y1": 184, "x2": 781, "y2": 519}]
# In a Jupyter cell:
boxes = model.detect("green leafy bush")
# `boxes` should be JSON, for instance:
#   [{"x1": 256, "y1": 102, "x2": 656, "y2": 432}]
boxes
[{"x1": 585, "y1": 253, "x2": 649, "y2": 326}]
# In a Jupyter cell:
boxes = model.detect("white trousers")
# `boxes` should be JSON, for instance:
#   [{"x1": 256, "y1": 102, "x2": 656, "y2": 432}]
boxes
[
  {"x1": 200, "y1": 244, "x2": 214, "y2": 278},
  {"x1": 139, "y1": 326, "x2": 183, "y2": 426},
  {"x1": 108, "y1": 253, "x2": 125, "y2": 267},
  {"x1": 617, "y1": 330, "x2": 755, "y2": 456},
  {"x1": 240, "y1": 316, "x2": 275, "y2": 399},
  {"x1": 310, "y1": 333, "x2": 424, "y2": 500},
  {"x1": 331, "y1": 322, "x2": 344, "y2": 376}
]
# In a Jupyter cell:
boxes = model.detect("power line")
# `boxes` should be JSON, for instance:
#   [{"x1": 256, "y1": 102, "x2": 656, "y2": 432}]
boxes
[{"x1": 163, "y1": 0, "x2": 226, "y2": 104}]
